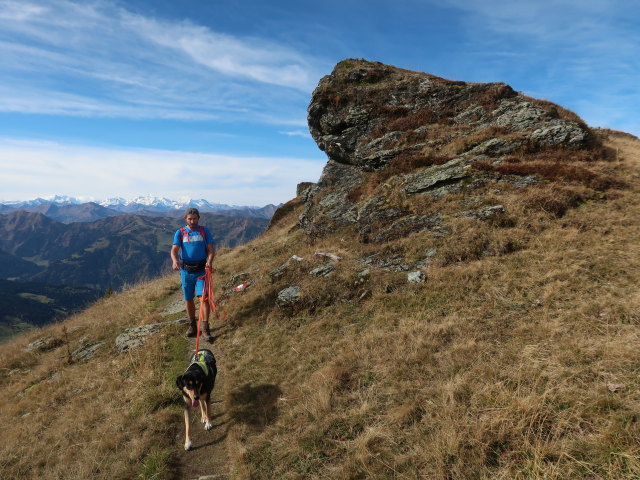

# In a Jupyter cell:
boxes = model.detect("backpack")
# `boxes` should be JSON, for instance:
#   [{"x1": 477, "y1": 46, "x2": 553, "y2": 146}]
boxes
[{"x1": 179, "y1": 226, "x2": 207, "y2": 244}]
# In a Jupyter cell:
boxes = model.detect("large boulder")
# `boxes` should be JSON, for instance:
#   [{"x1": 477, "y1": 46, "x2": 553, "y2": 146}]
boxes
[{"x1": 299, "y1": 58, "x2": 599, "y2": 241}]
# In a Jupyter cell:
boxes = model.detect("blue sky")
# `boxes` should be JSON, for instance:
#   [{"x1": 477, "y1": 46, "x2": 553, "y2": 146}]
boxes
[{"x1": 0, "y1": 0, "x2": 638, "y2": 206}]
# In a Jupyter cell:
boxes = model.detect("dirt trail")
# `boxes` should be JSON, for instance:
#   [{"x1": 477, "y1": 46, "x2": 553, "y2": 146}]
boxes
[{"x1": 163, "y1": 294, "x2": 231, "y2": 480}]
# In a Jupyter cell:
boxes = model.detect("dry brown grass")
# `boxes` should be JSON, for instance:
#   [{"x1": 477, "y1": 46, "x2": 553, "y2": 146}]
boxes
[
  {"x1": 210, "y1": 133, "x2": 640, "y2": 479},
  {"x1": 2, "y1": 132, "x2": 639, "y2": 479},
  {"x1": 0, "y1": 276, "x2": 184, "y2": 480}
]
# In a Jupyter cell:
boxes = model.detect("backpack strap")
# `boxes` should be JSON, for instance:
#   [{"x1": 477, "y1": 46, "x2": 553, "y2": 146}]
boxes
[{"x1": 179, "y1": 226, "x2": 206, "y2": 244}]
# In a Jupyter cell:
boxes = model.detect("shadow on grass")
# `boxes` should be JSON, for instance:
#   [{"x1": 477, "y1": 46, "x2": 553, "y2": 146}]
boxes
[{"x1": 226, "y1": 383, "x2": 282, "y2": 431}]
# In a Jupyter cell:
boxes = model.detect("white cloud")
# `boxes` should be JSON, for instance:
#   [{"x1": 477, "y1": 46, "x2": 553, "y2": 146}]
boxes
[
  {"x1": 0, "y1": 0, "x2": 324, "y2": 121},
  {"x1": 278, "y1": 130, "x2": 311, "y2": 138},
  {"x1": 0, "y1": 137, "x2": 325, "y2": 205},
  {"x1": 427, "y1": 0, "x2": 640, "y2": 135}
]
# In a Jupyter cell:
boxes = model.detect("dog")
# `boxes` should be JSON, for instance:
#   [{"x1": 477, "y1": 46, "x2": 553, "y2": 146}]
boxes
[{"x1": 176, "y1": 348, "x2": 217, "y2": 450}]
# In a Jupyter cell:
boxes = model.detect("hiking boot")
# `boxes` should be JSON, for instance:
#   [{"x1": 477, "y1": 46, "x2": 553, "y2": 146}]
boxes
[
  {"x1": 185, "y1": 318, "x2": 197, "y2": 337},
  {"x1": 202, "y1": 321, "x2": 213, "y2": 342}
]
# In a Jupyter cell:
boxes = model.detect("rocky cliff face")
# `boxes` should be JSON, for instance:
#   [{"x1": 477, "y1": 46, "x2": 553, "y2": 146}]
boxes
[{"x1": 298, "y1": 58, "x2": 609, "y2": 242}]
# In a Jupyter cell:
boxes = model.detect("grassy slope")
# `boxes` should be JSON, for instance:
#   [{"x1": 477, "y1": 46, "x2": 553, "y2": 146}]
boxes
[
  {"x1": 211, "y1": 131, "x2": 640, "y2": 479},
  {"x1": 0, "y1": 131, "x2": 637, "y2": 480},
  {"x1": 0, "y1": 277, "x2": 188, "y2": 480}
]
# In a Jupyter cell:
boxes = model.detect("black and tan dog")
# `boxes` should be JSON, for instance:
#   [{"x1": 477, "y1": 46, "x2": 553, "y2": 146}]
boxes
[{"x1": 176, "y1": 349, "x2": 217, "y2": 450}]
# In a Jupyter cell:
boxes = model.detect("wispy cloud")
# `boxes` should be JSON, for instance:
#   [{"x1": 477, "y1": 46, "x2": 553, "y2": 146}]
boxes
[
  {"x1": 0, "y1": 0, "x2": 324, "y2": 122},
  {"x1": 0, "y1": 137, "x2": 324, "y2": 205},
  {"x1": 429, "y1": 0, "x2": 640, "y2": 134},
  {"x1": 278, "y1": 130, "x2": 311, "y2": 138}
]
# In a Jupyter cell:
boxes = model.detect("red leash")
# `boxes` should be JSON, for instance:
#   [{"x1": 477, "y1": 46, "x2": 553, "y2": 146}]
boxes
[{"x1": 194, "y1": 268, "x2": 227, "y2": 355}]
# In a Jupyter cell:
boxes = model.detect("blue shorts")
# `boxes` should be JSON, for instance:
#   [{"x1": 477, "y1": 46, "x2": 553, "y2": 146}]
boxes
[{"x1": 180, "y1": 269, "x2": 205, "y2": 301}]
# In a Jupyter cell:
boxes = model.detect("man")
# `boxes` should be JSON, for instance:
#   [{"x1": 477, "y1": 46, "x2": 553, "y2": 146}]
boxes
[{"x1": 171, "y1": 208, "x2": 216, "y2": 339}]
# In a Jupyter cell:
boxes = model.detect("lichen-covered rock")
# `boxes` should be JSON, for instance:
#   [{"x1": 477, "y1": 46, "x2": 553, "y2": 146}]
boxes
[
  {"x1": 309, "y1": 263, "x2": 335, "y2": 277},
  {"x1": 276, "y1": 286, "x2": 302, "y2": 307},
  {"x1": 115, "y1": 318, "x2": 187, "y2": 353},
  {"x1": 407, "y1": 271, "x2": 427, "y2": 284},
  {"x1": 24, "y1": 336, "x2": 53, "y2": 352},
  {"x1": 461, "y1": 205, "x2": 506, "y2": 220},
  {"x1": 401, "y1": 158, "x2": 469, "y2": 195},
  {"x1": 299, "y1": 58, "x2": 599, "y2": 242},
  {"x1": 72, "y1": 342, "x2": 104, "y2": 362}
]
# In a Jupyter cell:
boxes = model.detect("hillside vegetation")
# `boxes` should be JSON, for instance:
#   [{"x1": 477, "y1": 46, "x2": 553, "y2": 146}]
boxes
[{"x1": 1, "y1": 60, "x2": 639, "y2": 479}]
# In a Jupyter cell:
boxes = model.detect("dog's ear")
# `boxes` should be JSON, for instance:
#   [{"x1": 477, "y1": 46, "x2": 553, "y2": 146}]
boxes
[{"x1": 176, "y1": 375, "x2": 184, "y2": 389}]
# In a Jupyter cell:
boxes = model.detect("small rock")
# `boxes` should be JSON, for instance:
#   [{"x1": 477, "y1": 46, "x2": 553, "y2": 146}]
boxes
[
  {"x1": 276, "y1": 286, "x2": 302, "y2": 307},
  {"x1": 607, "y1": 383, "x2": 625, "y2": 393},
  {"x1": 309, "y1": 263, "x2": 335, "y2": 277},
  {"x1": 72, "y1": 342, "x2": 105, "y2": 362},
  {"x1": 460, "y1": 205, "x2": 505, "y2": 220},
  {"x1": 315, "y1": 252, "x2": 342, "y2": 262},
  {"x1": 24, "y1": 337, "x2": 53, "y2": 352},
  {"x1": 115, "y1": 318, "x2": 186, "y2": 353},
  {"x1": 407, "y1": 271, "x2": 427, "y2": 284},
  {"x1": 269, "y1": 262, "x2": 289, "y2": 280},
  {"x1": 354, "y1": 269, "x2": 370, "y2": 285}
]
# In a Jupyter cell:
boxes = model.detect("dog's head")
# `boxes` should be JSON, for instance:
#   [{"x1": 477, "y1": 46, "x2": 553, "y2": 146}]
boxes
[{"x1": 176, "y1": 368, "x2": 206, "y2": 407}]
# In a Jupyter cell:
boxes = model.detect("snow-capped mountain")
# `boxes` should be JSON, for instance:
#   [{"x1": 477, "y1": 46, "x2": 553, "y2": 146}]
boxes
[{"x1": 0, "y1": 196, "x2": 279, "y2": 222}]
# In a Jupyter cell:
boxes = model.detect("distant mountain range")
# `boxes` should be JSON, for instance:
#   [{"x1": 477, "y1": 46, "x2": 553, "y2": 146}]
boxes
[
  {"x1": 0, "y1": 196, "x2": 279, "y2": 223},
  {"x1": 0, "y1": 210, "x2": 268, "y2": 290},
  {"x1": 0, "y1": 207, "x2": 270, "y2": 337}
]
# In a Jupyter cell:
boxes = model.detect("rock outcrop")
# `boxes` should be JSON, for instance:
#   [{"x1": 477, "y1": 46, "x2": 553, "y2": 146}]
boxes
[{"x1": 296, "y1": 58, "x2": 602, "y2": 242}]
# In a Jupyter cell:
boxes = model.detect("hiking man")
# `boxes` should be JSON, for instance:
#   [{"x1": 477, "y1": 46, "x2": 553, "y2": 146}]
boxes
[{"x1": 171, "y1": 208, "x2": 216, "y2": 339}]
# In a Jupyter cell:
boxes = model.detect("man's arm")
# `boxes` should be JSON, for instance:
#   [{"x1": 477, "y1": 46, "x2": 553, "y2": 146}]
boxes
[
  {"x1": 205, "y1": 243, "x2": 215, "y2": 269},
  {"x1": 171, "y1": 245, "x2": 181, "y2": 271}
]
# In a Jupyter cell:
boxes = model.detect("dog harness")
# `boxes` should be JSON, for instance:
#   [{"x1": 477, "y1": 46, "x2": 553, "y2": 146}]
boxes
[{"x1": 188, "y1": 350, "x2": 214, "y2": 377}]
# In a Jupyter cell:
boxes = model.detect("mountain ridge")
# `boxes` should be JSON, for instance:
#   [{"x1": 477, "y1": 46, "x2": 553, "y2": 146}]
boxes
[
  {"x1": 1, "y1": 59, "x2": 639, "y2": 479},
  {"x1": 0, "y1": 196, "x2": 279, "y2": 223}
]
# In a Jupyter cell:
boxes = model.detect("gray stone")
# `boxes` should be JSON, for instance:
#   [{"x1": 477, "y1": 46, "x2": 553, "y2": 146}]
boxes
[
  {"x1": 115, "y1": 318, "x2": 187, "y2": 353},
  {"x1": 531, "y1": 121, "x2": 588, "y2": 148},
  {"x1": 296, "y1": 182, "x2": 315, "y2": 197},
  {"x1": 276, "y1": 286, "x2": 302, "y2": 307},
  {"x1": 300, "y1": 59, "x2": 595, "y2": 242},
  {"x1": 461, "y1": 205, "x2": 506, "y2": 220},
  {"x1": 309, "y1": 263, "x2": 335, "y2": 277},
  {"x1": 355, "y1": 269, "x2": 370, "y2": 285},
  {"x1": 362, "y1": 254, "x2": 411, "y2": 272},
  {"x1": 373, "y1": 214, "x2": 445, "y2": 242},
  {"x1": 466, "y1": 138, "x2": 519, "y2": 157},
  {"x1": 72, "y1": 342, "x2": 105, "y2": 362},
  {"x1": 269, "y1": 262, "x2": 289, "y2": 281},
  {"x1": 24, "y1": 337, "x2": 53, "y2": 352},
  {"x1": 162, "y1": 299, "x2": 185, "y2": 315},
  {"x1": 402, "y1": 158, "x2": 469, "y2": 195},
  {"x1": 315, "y1": 252, "x2": 342, "y2": 262},
  {"x1": 454, "y1": 105, "x2": 486, "y2": 124},
  {"x1": 408, "y1": 271, "x2": 427, "y2": 284}
]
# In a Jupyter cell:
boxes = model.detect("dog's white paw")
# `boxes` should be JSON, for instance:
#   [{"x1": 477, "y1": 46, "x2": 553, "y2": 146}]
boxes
[
  {"x1": 204, "y1": 421, "x2": 213, "y2": 431},
  {"x1": 184, "y1": 440, "x2": 192, "y2": 451}
]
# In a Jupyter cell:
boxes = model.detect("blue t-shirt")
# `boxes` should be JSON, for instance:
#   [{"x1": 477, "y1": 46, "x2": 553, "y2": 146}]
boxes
[{"x1": 173, "y1": 226, "x2": 214, "y2": 262}]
